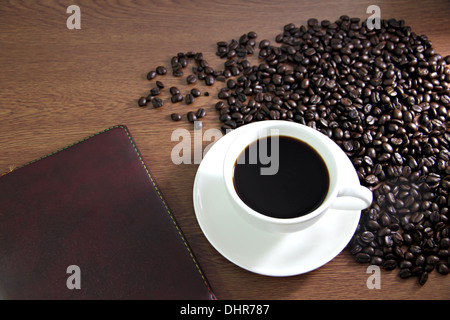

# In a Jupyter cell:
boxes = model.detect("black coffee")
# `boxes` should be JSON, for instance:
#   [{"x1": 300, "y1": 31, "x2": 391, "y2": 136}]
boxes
[{"x1": 233, "y1": 136, "x2": 329, "y2": 219}]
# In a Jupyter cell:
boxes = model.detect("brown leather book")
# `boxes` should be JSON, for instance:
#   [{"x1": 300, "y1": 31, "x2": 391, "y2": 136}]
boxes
[{"x1": 0, "y1": 125, "x2": 215, "y2": 300}]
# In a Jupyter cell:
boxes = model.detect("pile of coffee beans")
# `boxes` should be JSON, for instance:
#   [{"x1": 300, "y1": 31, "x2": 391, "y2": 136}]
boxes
[
  {"x1": 139, "y1": 16, "x2": 449, "y2": 285},
  {"x1": 139, "y1": 51, "x2": 220, "y2": 121}
]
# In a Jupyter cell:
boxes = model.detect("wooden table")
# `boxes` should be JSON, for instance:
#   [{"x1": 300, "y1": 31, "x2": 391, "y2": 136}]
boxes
[{"x1": 1, "y1": 0, "x2": 449, "y2": 300}]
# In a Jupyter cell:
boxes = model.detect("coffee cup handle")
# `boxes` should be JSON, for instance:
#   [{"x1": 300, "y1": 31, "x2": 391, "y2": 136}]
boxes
[{"x1": 330, "y1": 185, "x2": 373, "y2": 211}]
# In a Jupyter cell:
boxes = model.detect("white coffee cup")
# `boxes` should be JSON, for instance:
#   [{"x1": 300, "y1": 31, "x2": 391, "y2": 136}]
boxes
[{"x1": 223, "y1": 121, "x2": 373, "y2": 233}]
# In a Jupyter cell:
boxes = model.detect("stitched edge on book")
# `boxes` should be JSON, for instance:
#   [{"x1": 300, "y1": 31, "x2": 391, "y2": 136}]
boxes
[
  {"x1": 1, "y1": 125, "x2": 215, "y2": 299},
  {"x1": 120, "y1": 126, "x2": 216, "y2": 300},
  {"x1": 1, "y1": 126, "x2": 123, "y2": 173}
]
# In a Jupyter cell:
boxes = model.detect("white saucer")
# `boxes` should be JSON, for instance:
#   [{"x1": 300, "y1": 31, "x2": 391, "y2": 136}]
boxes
[{"x1": 193, "y1": 123, "x2": 362, "y2": 277}]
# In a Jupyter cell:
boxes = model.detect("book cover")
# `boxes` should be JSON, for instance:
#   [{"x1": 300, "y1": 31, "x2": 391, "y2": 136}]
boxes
[{"x1": 0, "y1": 125, "x2": 215, "y2": 300}]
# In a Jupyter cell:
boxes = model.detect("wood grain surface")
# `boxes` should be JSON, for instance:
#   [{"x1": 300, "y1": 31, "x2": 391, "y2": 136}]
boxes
[{"x1": 1, "y1": 0, "x2": 449, "y2": 300}]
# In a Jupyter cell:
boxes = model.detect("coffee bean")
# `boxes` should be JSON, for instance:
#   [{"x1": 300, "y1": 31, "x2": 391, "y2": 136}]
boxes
[
  {"x1": 187, "y1": 111, "x2": 197, "y2": 122},
  {"x1": 399, "y1": 268, "x2": 412, "y2": 279},
  {"x1": 419, "y1": 272, "x2": 428, "y2": 285},
  {"x1": 156, "y1": 66, "x2": 167, "y2": 75},
  {"x1": 170, "y1": 87, "x2": 180, "y2": 95},
  {"x1": 196, "y1": 108, "x2": 206, "y2": 119},
  {"x1": 146, "y1": 70, "x2": 156, "y2": 80},
  {"x1": 383, "y1": 259, "x2": 397, "y2": 270},
  {"x1": 333, "y1": 128, "x2": 344, "y2": 140},
  {"x1": 171, "y1": 93, "x2": 183, "y2": 103},
  {"x1": 220, "y1": 114, "x2": 231, "y2": 122},
  {"x1": 441, "y1": 238, "x2": 450, "y2": 248},
  {"x1": 215, "y1": 101, "x2": 225, "y2": 110},
  {"x1": 218, "y1": 90, "x2": 230, "y2": 99},
  {"x1": 138, "y1": 97, "x2": 147, "y2": 107},
  {"x1": 355, "y1": 253, "x2": 371, "y2": 263},
  {"x1": 259, "y1": 40, "x2": 270, "y2": 48},
  {"x1": 427, "y1": 255, "x2": 440, "y2": 265},
  {"x1": 187, "y1": 74, "x2": 197, "y2": 84},
  {"x1": 173, "y1": 69, "x2": 183, "y2": 77},
  {"x1": 185, "y1": 93, "x2": 194, "y2": 105},
  {"x1": 150, "y1": 87, "x2": 160, "y2": 96},
  {"x1": 191, "y1": 88, "x2": 201, "y2": 97},
  {"x1": 205, "y1": 75, "x2": 215, "y2": 86},
  {"x1": 361, "y1": 231, "x2": 375, "y2": 243},
  {"x1": 365, "y1": 174, "x2": 378, "y2": 185},
  {"x1": 151, "y1": 97, "x2": 163, "y2": 108},
  {"x1": 437, "y1": 263, "x2": 450, "y2": 275},
  {"x1": 170, "y1": 113, "x2": 181, "y2": 121}
]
